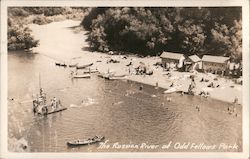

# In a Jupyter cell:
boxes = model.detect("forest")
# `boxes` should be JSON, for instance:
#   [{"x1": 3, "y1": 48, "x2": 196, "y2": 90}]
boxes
[
  {"x1": 8, "y1": 7, "x2": 87, "y2": 51},
  {"x1": 82, "y1": 7, "x2": 242, "y2": 61},
  {"x1": 7, "y1": 7, "x2": 242, "y2": 62}
]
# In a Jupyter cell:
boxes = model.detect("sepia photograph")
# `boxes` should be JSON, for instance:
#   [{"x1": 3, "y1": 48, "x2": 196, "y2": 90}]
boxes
[{"x1": 1, "y1": 0, "x2": 249, "y2": 158}]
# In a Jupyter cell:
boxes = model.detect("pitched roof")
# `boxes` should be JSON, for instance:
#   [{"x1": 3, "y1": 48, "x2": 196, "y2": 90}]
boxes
[
  {"x1": 202, "y1": 55, "x2": 230, "y2": 63},
  {"x1": 160, "y1": 52, "x2": 184, "y2": 60},
  {"x1": 188, "y1": 55, "x2": 201, "y2": 62}
]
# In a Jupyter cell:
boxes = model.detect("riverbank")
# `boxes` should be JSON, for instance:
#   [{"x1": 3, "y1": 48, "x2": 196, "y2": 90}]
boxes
[{"x1": 29, "y1": 20, "x2": 242, "y2": 105}]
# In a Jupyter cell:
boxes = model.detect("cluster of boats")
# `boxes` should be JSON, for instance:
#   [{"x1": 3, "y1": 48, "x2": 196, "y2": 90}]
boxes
[{"x1": 55, "y1": 61, "x2": 93, "y2": 69}]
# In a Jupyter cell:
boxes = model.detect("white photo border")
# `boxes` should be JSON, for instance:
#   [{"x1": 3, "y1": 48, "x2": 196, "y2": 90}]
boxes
[{"x1": 1, "y1": 0, "x2": 249, "y2": 158}]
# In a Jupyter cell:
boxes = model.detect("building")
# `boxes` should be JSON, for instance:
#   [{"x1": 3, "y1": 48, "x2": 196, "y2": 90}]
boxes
[
  {"x1": 184, "y1": 55, "x2": 202, "y2": 72},
  {"x1": 202, "y1": 55, "x2": 230, "y2": 74},
  {"x1": 160, "y1": 52, "x2": 185, "y2": 70}
]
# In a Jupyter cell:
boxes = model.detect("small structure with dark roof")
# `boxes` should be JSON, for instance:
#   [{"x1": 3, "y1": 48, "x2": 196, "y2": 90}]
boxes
[
  {"x1": 160, "y1": 52, "x2": 185, "y2": 69},
  {"x1": 202, "y1": 55, "x2": 230, "y2": 74}
]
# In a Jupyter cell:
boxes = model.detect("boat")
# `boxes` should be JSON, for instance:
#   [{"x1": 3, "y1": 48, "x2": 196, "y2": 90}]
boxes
[
  {"x1": 67, "y1": 136, "x2": 105, "y2": 147},
  {"x1": 164, "y1": 87, "x2": 178, "y2": 94},
  {"x1": 55, "y1": 62, "x2": 61, "y2": 66},
  {"x1": 69, "y1": 63, "x2": 78, "y2": 67},
  {"x1": 97, "y1": 72, "x2": 113, "y2": 79},
  {"x1": 46, "y1": 107, "x2": 67, "y2": 115},
  {"x1": 76, "y1": 63, "x2": 93, "y2": 69},
  {"x1": 55, "y1": 62, "x2": 67, "y2": 67},
  {"x1": 72, "y1": 74, "x2": 91, "y2": 78},
  {"x1": 33, "y1": 74, "x2": 67, "y2": 116},
  {"x1": 108, "y1": 74, "x2": 127, "y2": 80}
]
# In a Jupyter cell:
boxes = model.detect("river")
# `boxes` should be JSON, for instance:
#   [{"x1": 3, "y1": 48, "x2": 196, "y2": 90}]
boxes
[{"x1": 8, "y1": 20, "x2": 242, "y2": 152}]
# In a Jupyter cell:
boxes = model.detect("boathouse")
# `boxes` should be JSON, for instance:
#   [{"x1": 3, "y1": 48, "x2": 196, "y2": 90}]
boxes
[
  {"x1": 202, "y1": 55, "x2": 230, "y2": 74},
  {"x1": 160, "y1": 52, "x2": 185, "y2": 69},
  {"x1": 184, "y1": 55, "x2": 202, "y2": 72}
]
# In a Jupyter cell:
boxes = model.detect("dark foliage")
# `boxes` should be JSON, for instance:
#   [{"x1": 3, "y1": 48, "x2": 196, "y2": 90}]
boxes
[{"x1": 82, "y1": 7, "x2": 242, "y2": 60}]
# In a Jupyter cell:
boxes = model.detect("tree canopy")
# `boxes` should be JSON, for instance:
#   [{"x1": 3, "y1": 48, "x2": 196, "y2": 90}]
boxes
[{"x1": 82, "y1": 7, "x2": 242, "y2": 61}]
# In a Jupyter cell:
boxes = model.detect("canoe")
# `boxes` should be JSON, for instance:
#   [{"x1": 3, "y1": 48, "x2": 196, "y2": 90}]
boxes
[
  {"x1": 67, "y1": 136, "x2": 105, "y2": 147},
  {"x1": 72, "y1": 74, "x2": 91, "y2": 78},
  {"x1": 76, "y1": 63, "x2": 93, "y2": 69},
  {"x1": 164, "y1": 87, "x2": 178, "y2": 94},
  {"x1": 55, "y1": 62, "x2": 61, "y2": 66},
  {"x1": 108, "y1": 74, "x2": 127, "y2": 80},
  {"x1": 69, "y1": 63, "x2": 78, "y2": 67},
  {"x1": 37, "y1": 107, "x2": 67, "y2": 116},
  {"x1": 55, "y1": 62, "x2": 67, "y2": 67},
  {"x1": 47, "y1": 107, "x2": 67, "y2": 115}
]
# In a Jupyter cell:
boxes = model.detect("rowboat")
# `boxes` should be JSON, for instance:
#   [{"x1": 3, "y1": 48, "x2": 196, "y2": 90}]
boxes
[
  {"x1": 164, "y1": 87, "x2": 178, "y2": 94},
  {"x1": 76, "y1": 63, "x2": 93, "y2": 69},
  {"x1": 55, "y1": 62, "x2": 67, "y2": 67},
  {"x1": 69, "y1": 63, "x2": 78, "y2": 67},
  {"x1": 46, "y1": 107, "x2": 67, "y2": 115},
  {"x1": 67, "y1": 136, "x2": 105, "y2": 147},
  {"x1": 72, "y1": 74, "x2": 91, "y2": 78},
  {"x1": 108, "y1": 74, "x2": 127, "y2": 80}
]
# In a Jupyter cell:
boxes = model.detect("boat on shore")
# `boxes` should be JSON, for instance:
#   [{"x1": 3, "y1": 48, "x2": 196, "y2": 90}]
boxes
[
  {"x1": 66, "y1": 136, "x2": 105, "y2": 147},
  {"x1": 55, "y1": 62, "x2": 67, "y2": 67},
  {"x1": 76, "y1": 63, "x2": 93, "y2": 69},
  {"x1": 72, "y1": 74, "x2": 91, "y2": 78},
  {"x1": 164, "y1": 87, "x2": 178, "y2": 94},
  {"x1": 69, "y1": 63, "x2": 78, "y2": 67},
  {"x1": 108, "y1": 74, "x2": 127, "y2": 80},
  {"x1": 98, "y1": 72, "x2": 126, "y2": 80}
]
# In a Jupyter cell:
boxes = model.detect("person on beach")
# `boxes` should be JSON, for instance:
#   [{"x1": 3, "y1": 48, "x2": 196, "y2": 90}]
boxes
[
  {"x1": 188, "y1": 78, "x2": 196, "y2": 95},
  {"x1": 233, "y1": 97, "x2": 239, "y2": 105},
  {"x1": 167, "y1": 97, "x2": 171, "y2": 102},
  {"x1": 139, "y1": 84, "x2": 143, "y2": 90},
  {"x1": 196, "y1": 105, "x2": 200, "y2": 112},
  {"x1": 155, "y1": 82, "x2": 159, "y2": 88}
]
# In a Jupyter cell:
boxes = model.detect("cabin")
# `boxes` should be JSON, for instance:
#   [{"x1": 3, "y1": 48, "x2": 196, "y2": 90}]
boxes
[
  {"x1": 160, "y1": 52, "x2": 185, "y2": 70},
  {"x1": 184, "y1": 55, "x2": 202, "y2": 72},
  {"x1": 202, "y1": 55, "x2": 230, "y2": 75}
]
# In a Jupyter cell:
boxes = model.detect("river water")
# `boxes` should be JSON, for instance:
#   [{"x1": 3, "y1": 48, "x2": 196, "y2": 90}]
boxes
[{"x1": 8, "y1": 20, "x2": 242, "y2": 152}]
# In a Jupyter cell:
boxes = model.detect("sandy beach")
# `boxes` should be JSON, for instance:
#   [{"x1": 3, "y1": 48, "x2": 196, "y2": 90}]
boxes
[{"x1": 30, "y1": 20, "x2": 242, "y2": 105}]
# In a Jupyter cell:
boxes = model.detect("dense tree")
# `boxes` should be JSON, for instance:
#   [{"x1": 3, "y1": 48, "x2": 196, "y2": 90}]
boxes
[
  {"x1": 82, "y1": 7, "x2": 242, "y2": 60},
  {"x1": 8, "y1": 18, "x2": 39, "y2": 50}
]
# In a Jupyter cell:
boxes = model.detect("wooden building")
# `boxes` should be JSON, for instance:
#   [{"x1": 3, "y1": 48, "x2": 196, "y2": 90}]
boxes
[
  {"x1": 202, "y1": 55, "x2": 230, "y2": 74},
  {"x1": 184, "y1": 55, "x2": 202, "y2": 72},
  {"x1": 160, "y1": 52, "x2": 185, "y2": 69}
]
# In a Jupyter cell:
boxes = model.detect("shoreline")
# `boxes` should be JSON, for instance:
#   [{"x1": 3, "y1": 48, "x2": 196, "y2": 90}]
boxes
[{"x1": 28, "y1": 20, "x2": 242, "y2": 105}]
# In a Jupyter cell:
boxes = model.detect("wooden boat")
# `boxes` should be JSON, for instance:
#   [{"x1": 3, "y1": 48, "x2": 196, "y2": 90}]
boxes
[
  {"x1": 72, "y1": 74, "x2": 91, "y2": 78},
  {"x1": 47, "y1": 107, "x2": 67, "y2": 115},
  {"x1": 164, "y1": 87, "x2": 178, "y2": 94},
  {"x1": 67, "y1": 136, "x2": 105, "y2": 147},
  {"x1": 37, "y1": 107, "x2": 67, "y2": 116},
  {"x1": 83, "y1": 69, "x2": 99, "y2": 74},
  {"x1": 76, "y1": 63, "x2": 93, "y2": 69},
  {"x1": 69, "y1": 63, "x2": 78, "y2": 67},
  {"x1": 108, "y1": 74, "x2": 127, "y2": 80},
  {"x1": 55, "y1": 62, "x2": 67, "y2": 67},
  {"x1": 33, "y1": 74, "x2": 66, "y2": 116},
  {"x1": 55, "y1": 62, "x2": 61, "y2": 66}
]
